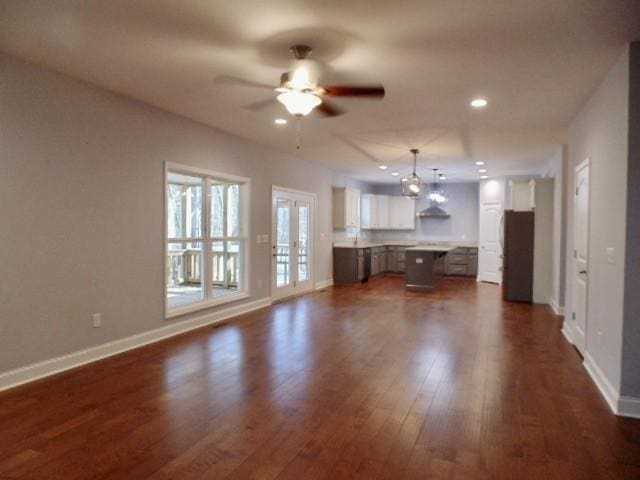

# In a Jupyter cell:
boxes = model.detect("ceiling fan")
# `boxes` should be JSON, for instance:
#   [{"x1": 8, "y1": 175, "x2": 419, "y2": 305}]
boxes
[{"x1": 217, "y1": 44, "x2": 385, "y2": 118}]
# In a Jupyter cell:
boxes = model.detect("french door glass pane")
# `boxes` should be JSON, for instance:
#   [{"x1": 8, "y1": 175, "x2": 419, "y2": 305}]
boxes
[
  {"x1": 276, "y1": 199, "x2": 291, "y2": 287},
  {"x1": 298, "y1": 204, "x2": 309, "y2": 282},
  {"x1": 210, "y1": 240, "x2": 241, "y2": 298},
  {"x1": 166, "y1": 241, "x2": 203, "y2": 308}
]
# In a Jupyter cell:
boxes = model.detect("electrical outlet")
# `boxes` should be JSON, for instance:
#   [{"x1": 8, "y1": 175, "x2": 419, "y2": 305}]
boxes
[{"x1": 92, "y1": 313, "x2": 102, "y2": 328}]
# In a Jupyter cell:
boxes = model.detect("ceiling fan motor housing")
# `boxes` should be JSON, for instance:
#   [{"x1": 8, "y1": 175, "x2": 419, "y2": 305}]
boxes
[{"x1": 290, "y1": 44, "x2": 312, "y2": 60}]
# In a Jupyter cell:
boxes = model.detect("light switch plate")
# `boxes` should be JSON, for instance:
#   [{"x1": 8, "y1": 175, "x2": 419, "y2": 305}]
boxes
[
  {"x1": 606, "y1": 247, "x2": 615, "y2": 264},
  {"x1": 262, "y1": 234, "x2": 269, "y2": 243}
]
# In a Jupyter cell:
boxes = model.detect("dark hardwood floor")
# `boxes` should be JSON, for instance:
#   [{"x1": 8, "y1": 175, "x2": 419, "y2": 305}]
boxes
[{"x1": 1, "y1": 277, "x2": 639, "y2": 479}]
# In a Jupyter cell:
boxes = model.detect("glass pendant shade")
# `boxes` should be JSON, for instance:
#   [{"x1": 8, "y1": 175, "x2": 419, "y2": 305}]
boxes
[
  {"x1": 427, "y1": 169, "x2": 448, "y2": 206},
  {"x1": 277, "y1": 91, "x2": 321, "y2": 116},
  {"x1": 401, "y1": 149, "x2": 423, "y2": 198},
  {"x1": 401, "y1": 173, "x2": 422, "y2": 197}
]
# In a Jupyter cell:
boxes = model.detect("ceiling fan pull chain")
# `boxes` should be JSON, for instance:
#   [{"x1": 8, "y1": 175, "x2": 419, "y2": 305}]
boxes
[{"x1": 296, "y1": 116, "x2": 301, "y2": 150}]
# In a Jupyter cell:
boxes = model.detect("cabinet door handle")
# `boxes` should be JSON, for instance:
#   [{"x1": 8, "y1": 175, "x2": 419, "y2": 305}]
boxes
[{"x1": 579, "y1": 270, "x2": 587, "y2": 275}]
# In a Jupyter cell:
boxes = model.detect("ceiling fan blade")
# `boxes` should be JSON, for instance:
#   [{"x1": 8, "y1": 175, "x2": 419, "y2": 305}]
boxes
[
  {"x1": 316, "y1": 100, "x2": 345, "y2": 117},
  {"x1": 320, "y1": 85, "x2": 385, "y2": 98},
  {"x1": 215, "y1": 75, "x2": 275, "y2": 90},
  {"x1": 242, "y1": 97, "x2": 278, "y2": 111}
]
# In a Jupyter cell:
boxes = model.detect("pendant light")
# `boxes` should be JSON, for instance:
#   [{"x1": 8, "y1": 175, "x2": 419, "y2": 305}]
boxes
[
  {"x1": 427, "y1": 168, "x2": 448, "y2": 206},
  {"x1": 401, "y1": 149, "x2": 423, "y2": 198}
]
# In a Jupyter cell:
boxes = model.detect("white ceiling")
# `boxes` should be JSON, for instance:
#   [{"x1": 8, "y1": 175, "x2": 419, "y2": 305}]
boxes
[{"x1": 1, "y1": 0, "x2": 639, "y2": 183}]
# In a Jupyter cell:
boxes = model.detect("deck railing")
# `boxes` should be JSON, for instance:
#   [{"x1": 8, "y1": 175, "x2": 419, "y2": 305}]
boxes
[{"x1": 167, "y1": 248, "x2": 238, "y2": 288}]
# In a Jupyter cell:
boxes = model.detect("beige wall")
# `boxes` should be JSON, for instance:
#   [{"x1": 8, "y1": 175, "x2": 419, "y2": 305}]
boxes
[
  {"x1": 621, "y1": 42, "x2": 640, "y2": 398},
  {"x1": 564, "y1": 47, "x2": 629, "y2": 392},
  {"x1": 0, "y1": 53, "x2": 340, "y2": 372}
]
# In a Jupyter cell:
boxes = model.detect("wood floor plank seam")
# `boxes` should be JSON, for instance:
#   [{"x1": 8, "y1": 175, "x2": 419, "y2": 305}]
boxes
[{"x1": 0, "y1": 278, "x2": 639, "y2": 479}]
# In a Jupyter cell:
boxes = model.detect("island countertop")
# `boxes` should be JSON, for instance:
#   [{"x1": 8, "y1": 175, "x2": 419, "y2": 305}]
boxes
[{"x1": 404, "y1": 245, "x2": 456, "y2": 252}]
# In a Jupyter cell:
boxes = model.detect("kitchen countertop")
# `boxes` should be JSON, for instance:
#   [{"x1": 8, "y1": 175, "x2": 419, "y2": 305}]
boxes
[
  {"x1": 405, "y1": 245, "x2": 456, "y2": 252},
  {"x1": 333, "y1": 241, "x2": 477, "y2": 249}
]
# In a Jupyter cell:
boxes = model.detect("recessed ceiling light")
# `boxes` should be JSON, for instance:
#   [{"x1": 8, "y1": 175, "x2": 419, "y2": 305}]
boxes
[
  {"x1": 439, "y1": 175, "x2": 447, "y2": 180},
  {"x1": 379, "y1": 165, "x2": 388, "y2": 170},
  {"x1": 471, "y1": 98, "x2": 488, "y2": 108},
  {"x1": 391, "y1": 172, "x2": 400, "y2": 176},
  {"x1": 480, "y1": 175, "x2": 488, "y2": 179},
  {"x1": 475, "y1": 161, "x2": 485, "y2": 166},
  {"x1": 274, "y1": 118, "x2": 287, "y2": 125},
  {"x1": 478, "y1": 168, "x2": 487, "y2": 173}
]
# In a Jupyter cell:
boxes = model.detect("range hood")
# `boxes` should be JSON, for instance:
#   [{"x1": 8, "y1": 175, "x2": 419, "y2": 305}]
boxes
[{"x1": 417, "y1": 205, "x2": 450, "y2": 218}]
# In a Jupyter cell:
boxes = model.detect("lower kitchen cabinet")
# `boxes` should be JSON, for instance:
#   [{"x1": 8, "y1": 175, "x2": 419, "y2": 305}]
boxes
[
  {"x1": 334, "y1": 245, "x2": 476, "y2": 284},
  {"x1": 445, "y1": 247, "x2": 478, "y2": 277}
]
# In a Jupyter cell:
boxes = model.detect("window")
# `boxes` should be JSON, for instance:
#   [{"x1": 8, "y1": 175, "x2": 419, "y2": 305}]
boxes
[{"x1": 165, "y1": 164, "x2": 249, "y2": 316}]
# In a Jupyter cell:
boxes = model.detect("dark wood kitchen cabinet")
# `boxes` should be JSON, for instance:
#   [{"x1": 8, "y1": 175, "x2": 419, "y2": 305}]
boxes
[{"x1": 445, "y1": 247, "x2": 478, "y2": 277}]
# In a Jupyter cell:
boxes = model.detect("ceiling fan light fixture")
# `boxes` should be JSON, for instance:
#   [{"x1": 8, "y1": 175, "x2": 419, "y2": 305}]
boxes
[{"x1": 277, "y1": 91, "x2": 321, "y2": 116}]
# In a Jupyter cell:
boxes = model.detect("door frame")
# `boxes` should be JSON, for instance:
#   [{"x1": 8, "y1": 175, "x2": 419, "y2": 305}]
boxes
[
  {"x1": 478, "y1": 200, "x2": 503, "y2": 284},
  {"x1": 271, "y1": 185, "x2": 316, "y2": 302},
  {"x1": 571, "y1": 157, "x2": 591, "y2": 353}
]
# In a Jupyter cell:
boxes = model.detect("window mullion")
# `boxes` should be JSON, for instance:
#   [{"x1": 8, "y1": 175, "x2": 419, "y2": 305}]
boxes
[
  {"x1": 202, "y1": 177, "x2": 210, "y2": 301},
  {"x1": 223, "y1": 184, "x2": 229, "y2": 289}
]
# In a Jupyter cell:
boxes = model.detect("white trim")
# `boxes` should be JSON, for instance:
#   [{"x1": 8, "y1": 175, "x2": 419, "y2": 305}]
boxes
[
  {"x1": 166, "y1": 292, "x2": 250, "y2": 319},
  {"x1": 549, "y1": 297, "x2": 565, "y2": 316},
  {"x1": 583, "y1": 352, "x2": 619, "y2": 415},
  {"x1": 618, "y1": 396, "x2": 640, "y2": 419},
  {"x1": 314, "y1": 279, "x2": 334, "y2": 290},
  {"x1": 0, "y1": 297, "x2": 271, "y2": 393},
  {"x1": 561, "y1": 321, "x2": 574, "y2": 345}
]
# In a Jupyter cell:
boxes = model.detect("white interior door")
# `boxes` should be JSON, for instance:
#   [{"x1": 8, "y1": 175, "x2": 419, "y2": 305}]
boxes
[
  {"x1": 478, "y1": 201, "x2": 502, "y2": 283},
  {"x1": 572, "y1": 159, "x2": 590, "y2": 353},
  {"x1": 271, "y1": 188, "x2": 314, "y2": 301}
]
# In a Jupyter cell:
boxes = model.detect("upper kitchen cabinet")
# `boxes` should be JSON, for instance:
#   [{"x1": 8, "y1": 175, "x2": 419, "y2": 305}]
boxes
[
  {"x1": 361, "y1": 194, "x2": 388, "y2": 229},
  {"x1": 361, "y1": 194, "x2": 415, "y2": 230},
  {"x1": 389, "y1": 196, "x2": 415, "y2": 229},
  {"x1": 510, "y1": 179, "x2": 537, "y2": 211},
  {"x1": 333, "y1": 187, "x2": 360, "y2": 229}
]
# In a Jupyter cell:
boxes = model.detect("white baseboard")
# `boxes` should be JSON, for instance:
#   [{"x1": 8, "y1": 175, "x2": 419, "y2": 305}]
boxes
[
  {"x1": 549, "y1": 297, "x2": 565, "y2": 316},
  {"x1": 561, "y1": 322, "x2": 574, "y2": 345},
  {"x1": 315, "y1": 279, "x2": 334, "y2": 290},
  {"x1": 583, "y1": 352, "x2": 619, "y2": 415},
  {"x1": 618, "y1": 395, "x2": 640, "y2": 419},
  {"x1": 0, "y1": 297, "x2": 272, "y2": 393}
]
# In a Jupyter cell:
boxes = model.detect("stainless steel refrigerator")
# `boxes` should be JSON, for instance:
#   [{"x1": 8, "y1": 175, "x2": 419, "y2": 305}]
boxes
[{"x1": 502, "y1": 210, "x2": 534, "y2": 302}]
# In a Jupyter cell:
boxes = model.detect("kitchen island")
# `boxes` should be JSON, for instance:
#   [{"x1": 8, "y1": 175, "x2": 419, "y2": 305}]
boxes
[
  {"x1": 332, "y1": 242, "x2": 476, "y2": 287},
  {"x1": 404, "y1": 246, "x2": 455, "y2": 292}
]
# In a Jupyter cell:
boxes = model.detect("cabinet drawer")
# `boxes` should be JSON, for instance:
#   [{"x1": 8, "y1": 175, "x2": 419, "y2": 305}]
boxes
[
  {"x1": 448, "y1": 254, "x2": 468, "y2": 265},
  {"x1": 447, "y1": 264, "x2": 468, "y2": 275}
]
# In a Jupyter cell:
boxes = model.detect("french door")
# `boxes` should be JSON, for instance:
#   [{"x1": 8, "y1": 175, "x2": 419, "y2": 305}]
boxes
[{"x1": 271, "y1": 188, "x2": 315, "y2": 301}]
